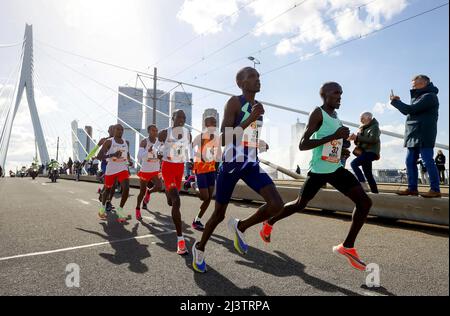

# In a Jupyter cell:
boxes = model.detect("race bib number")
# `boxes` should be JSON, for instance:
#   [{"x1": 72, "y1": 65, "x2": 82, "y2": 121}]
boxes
[
  {"x1": 168, "y1": 143, "x2": 185, "y2": 161},
  {"x1": 321, "y1": 139, "x2": 343, "y2": 163},
  {"x1": 242, "y1": 121, "x2": 261, "y2": 148},
  {"x1": 147, "y1": 150, "x2": 158, "y2": 163},
  {"x1": 111, "y1": 146, "x2": 127, "y2": 163}
]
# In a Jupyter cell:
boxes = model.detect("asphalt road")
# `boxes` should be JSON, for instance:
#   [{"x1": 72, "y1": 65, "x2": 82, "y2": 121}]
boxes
[{"x1": 0, "y1": 177, "x2": 448, "y2": 296}]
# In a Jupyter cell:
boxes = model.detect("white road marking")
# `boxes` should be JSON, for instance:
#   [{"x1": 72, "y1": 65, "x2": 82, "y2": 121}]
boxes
[
  {"x1": 68, "y1": 191, "x2": 75, "y2": 194},
  {"x1": 76, "y1": 199, "x2": 90, "y2": 205},
  {"x1": 41, "y1": 183, "x2": 47, "y2": 186},
  {"x1": 0, "y1": 231, "x2": 172, "y2": 262}
]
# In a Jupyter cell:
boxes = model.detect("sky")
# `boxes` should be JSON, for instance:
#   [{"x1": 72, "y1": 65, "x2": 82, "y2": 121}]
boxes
[{"x1": 0, "y1": 0, "x2": 449, "y2": 173}]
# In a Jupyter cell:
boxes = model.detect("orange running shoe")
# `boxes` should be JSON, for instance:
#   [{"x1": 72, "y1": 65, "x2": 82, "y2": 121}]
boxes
[
  {"x1": 259, "y1": 221, "x2": 273, "y2": 243},
  {"x1": 333, "y1": 244, "x2": 367, "y2": 271},
  {"x1": 177, "y1": 239, "x2": 188, "y2": 256}
]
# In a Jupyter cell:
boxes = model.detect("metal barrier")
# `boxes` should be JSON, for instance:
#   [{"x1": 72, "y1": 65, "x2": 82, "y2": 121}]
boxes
[{"x1": 59, "y1": 174, "x2": 448, "y2": 226}]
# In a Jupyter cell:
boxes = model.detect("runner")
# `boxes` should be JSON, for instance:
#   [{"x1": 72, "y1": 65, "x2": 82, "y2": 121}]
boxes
[
  {"x1": 97, "y1": 124, "x2": 133, "y2": 223},
  {"x1": 192, "y1": 67, "x2": 284, "y2": 273},
  {"x1": 260, "y1": 82, "x2": 373, "y2": 271},
  {"x1": 158, "y1": 110, "x2": 193, "y2": 255},
  {"x1": 191, "y1": 116, "x2": 221, "y2": 231},
  {"x1": 95, "y1": 125, "x2": 116, "y2": 212},
  {"x1": 135, "y1": 124, "x2": 163, "y2": 221}
]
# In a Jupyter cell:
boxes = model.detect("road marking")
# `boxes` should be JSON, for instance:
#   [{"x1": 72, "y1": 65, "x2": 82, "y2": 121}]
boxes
[
  {"x1": 76, "y1": 199, "x2": 90, "y2": 205},
  {"x1": 68, "y1": 191, "x2": 75, "y2": 194},
  {"x1": 41, "y1": 183, "x2": 47, "y2": 186},
  {"x1": 91, "y1": 199, "x2": 101, "y2": 203},
  {"x1": 0, "y1": 231, "x2": 172, "y2": 262}
]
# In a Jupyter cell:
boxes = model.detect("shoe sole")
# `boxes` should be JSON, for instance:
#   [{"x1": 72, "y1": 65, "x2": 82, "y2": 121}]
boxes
[
  {"x1": 192, "y1": 245, "x2": 207, "y2": 273},
  {"x1": 259, "y1": 230, "x2": 271, "y2": 244},
  {"x1": 333, "y1": 247, "x2": 366, "y2": 271}
]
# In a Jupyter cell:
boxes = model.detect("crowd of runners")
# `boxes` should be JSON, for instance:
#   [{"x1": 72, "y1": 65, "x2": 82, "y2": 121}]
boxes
[{"x1": 71, "y1": 67, "x2": 442, "y2": 274}]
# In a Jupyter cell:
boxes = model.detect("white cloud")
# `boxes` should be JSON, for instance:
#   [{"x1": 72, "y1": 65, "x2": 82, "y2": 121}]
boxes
[
  {"x1": 380, "y1": 123, "x2": 405, "y2": 135},
  {"x1": 177, "y1": 0, "x2": 241, "y2": 34},
  {"x1": 373, "y1": 101, "x2": 395, "y2": 114},
  {"x1": 178, "y1": 0, "x2": 409, "y2": 55}
]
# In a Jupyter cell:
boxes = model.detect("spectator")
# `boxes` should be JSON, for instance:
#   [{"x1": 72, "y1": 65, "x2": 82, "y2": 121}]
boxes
[
  {"x1": 67, "y1": 158, "x2": 73, "y2": 175},
  {"x1": 435, "y1": 150, "x2": 446, "y2": 184},
  {"x1": 417, "y1": 159, "x2": 428, "y2": 185},
  {"x1": 391, "y1": 75, "x2": 441, "y2": 198},
  {"x1": 350, "y1": 112, "x2": 380, "y2": 194}
]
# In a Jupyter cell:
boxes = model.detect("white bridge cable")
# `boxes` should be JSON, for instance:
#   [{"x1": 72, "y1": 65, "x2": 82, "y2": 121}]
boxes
[
  {"x1": 37, "y1": 46, "x2": 203, "y2": 133},
  {"x1": 0, "y1": 49, "x2": 24, "y2": 125},
  {"x1": 171, "y1": 0, "x2": 310, "y2": 78},
  {"x1": 0, "y1": 41, "x2": 23, "y2": 48}
]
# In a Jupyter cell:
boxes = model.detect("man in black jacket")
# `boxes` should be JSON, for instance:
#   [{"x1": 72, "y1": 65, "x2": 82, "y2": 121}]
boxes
[{"x1": 391, "y1": 75, "x2": 441, "y2": 198}]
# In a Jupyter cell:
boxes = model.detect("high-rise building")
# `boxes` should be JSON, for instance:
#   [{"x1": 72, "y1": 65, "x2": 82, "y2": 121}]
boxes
[
  {"x1": 145, "y1": 89, "x2": 170, "y2": 131},
  {"x1": 118, "y1": 87, "x2": 144, "y2": 166},
  {"x1": 290, "y1": 118, "x2": 306, "y2": 170},
  {"x1": 202, "y1": 108, "x2": 220, "y2": 129},
  {"x1": 171, "y1": 91, "x2": 192, "y2": 129},
  {"x1": 118, "y1": 87, "x2": 144, "y2": 129},
  {"x1": 71, "y1": 121, "x2": 95, "y2": 162}
]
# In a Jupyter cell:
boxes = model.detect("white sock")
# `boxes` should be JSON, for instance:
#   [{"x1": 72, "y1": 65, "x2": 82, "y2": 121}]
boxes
[
  {"x1": 195, "y1": 216, "x2": 202, "y2": 223},
  {"x1": 177, "y1": 236, "x2": 184, "y2": 242}
]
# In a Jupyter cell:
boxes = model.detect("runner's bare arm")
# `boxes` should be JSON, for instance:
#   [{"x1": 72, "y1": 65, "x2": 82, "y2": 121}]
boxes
[
  {"x1": 97, "y1": 139, "x2": 112, "y2": 161},
  {"x1": 220, "y1": 96, "x2": 241, "y2": 146},
  {"x1": 300, "y1": 108, "x2": 347, "y2": 151}
]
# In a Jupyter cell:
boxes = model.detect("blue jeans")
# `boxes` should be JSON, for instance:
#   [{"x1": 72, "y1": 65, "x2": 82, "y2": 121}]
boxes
[
  {"x1": 406, "y1": 148, "x2": 440, "y2": 192},
  {"x1": 351, "y1": 152, "x2": 379, "y2": 193}
]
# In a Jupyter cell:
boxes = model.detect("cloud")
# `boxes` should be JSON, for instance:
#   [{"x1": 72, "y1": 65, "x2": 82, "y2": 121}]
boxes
[
  {"x1": 178, "y1": 0, "x2": 409, "y2": 55},
  {"x1": 373, "y1": 101, "x2": 395, "y2": 114},
  {"x1": 177, "y1": 0, "x2": 241, "y2": 34}
]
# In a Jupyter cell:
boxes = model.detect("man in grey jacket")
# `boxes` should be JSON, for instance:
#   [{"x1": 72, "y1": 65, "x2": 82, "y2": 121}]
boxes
[{"x1": 390, "y1": 75, "x2": 441, "y2": 198}]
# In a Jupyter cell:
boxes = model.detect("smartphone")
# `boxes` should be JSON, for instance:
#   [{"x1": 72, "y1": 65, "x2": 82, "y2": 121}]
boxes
[{"x1": 390, "y1": 89, "x2": 394, "y2": 97}]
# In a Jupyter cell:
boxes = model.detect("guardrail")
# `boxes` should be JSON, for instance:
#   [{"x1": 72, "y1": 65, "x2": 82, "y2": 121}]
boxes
[{"x1": 58, "y1": 174, "x2": 449, "y2": 227}]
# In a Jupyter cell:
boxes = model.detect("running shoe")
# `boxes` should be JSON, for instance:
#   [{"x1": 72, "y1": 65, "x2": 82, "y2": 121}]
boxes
[
  {"x1": 192, "y1": 242, "x2": 207, "y2": 273},
  {"x1": 106, "y1": 201, "x2": 113, "y2": 213},
  {"x1": 177, "y1": 239, "x2": 189, "y2": 256},
  {"x1": 259, "y1": 221, "x2": 273, "y2": 244},
  {"x1": 332, "y1": 244, "x2": 367, "y2": 271},
  {"x1": 116, "y1": 208, "x2": 128, "y2": 223},
  {"x1": 192, "y1": 221, "x2": 205, "y2": 231},
  {"x1": 98, "y1": 207, "x2": 107, "y2": 221},
  {"x1": 228, "y1": 218, "x2": 248, "y2": 255},
  {"x1": 136, "y1": 208, "x2": 142, "y2": 221}
]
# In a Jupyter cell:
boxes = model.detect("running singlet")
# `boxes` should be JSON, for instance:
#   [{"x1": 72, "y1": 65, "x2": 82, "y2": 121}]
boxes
[
  {"x1": 140, "y1": 139, "x2": 160, "y2": 173},
  {"x1": 310, "y1": 108, "x2": 344, "y2": 174},
  {"x1": 162, "y1": 127, "x2": 191, "y2": 163},
  {"x1": 105, "y1": 138, "x2": 129, "y2": 176},
  {"x1": 194, "y1": 134, "x2": 219, "y2": 175},
  {"x1": 222, "y1": 95, "x2": 263, "y2": 163}
]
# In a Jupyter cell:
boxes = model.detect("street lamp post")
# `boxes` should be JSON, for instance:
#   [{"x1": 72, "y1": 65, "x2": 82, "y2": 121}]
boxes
[{"x1": 248, "y1": 56, "x2": 261, "y2": 69}]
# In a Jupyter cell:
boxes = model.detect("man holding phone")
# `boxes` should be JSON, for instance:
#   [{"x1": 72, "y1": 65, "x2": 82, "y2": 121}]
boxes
[{"x1": 390, "y1": 75, "x2": 441, "y2": 198}]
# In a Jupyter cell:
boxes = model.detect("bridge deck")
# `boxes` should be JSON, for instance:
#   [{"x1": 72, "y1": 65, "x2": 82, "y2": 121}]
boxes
[{"x1": 0, "y1": 177, "x2": 448, "y2": 296}]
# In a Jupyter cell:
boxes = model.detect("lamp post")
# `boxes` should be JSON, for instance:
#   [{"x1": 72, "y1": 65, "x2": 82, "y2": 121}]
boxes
[{"x1": 248, "y1": 56, "x2": 261, "y2": 69}]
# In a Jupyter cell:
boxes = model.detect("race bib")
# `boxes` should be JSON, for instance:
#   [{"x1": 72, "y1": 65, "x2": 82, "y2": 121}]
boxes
[
  {"x1": 321, "y1": 139, "x2": 343, "y2": 163},
  {"x1": 242, "y1": 121, "x2": 261, "y2": 148},
  {"x1": 168, "y1": 143, "x2": 185, "y2": 161},
  {"x1": 147, "y1": 149, "x2": 159, "y2": 163},
  {"x1": 111, "y1": 146, "x2": 127, "y2": 163}
]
